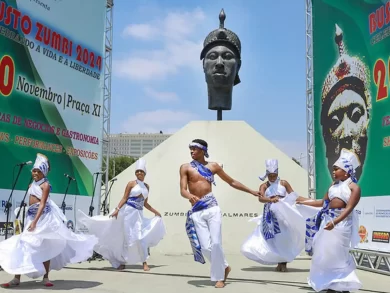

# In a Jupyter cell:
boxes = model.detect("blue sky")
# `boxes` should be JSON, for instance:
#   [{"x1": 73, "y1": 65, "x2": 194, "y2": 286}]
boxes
[{"x1": 110, "y1": 0, "x2": 307, "y2": 166}]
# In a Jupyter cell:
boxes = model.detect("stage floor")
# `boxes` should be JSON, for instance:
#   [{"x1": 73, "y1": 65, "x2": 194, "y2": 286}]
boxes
[{"x1": 0, "y1": 253, "x2": 388, "y2": 293}]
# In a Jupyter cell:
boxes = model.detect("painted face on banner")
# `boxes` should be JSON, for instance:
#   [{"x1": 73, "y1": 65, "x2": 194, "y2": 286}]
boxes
[{"x1": 322, "y1": 88, "x2": 369, "y2": 181}]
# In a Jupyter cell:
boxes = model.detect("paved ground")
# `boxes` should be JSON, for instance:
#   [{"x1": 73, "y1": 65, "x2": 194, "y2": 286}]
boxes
[{"x1": 0, "y1": 254, "x2": 388, "y2": 293}]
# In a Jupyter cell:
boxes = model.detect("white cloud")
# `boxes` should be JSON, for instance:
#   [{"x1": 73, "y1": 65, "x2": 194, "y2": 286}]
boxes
[
  {"x1": 144, "y1": 87, "x2": 179, "y2": 102},
  {"x1": 115, "y1": 55, "x2": 179, "y2": 81},
  {"x1": 122, "y1": 24, "x2": 158, "y2": 40},
  {"x1": 162, "y1": 8, "x2": 205, "y2": 40},
  {"x1": 122, "y1": 109, "x2": 198, "y2": 133},
  {"x1": 114, "y1": 8, "x2": 206, "y2": 81}
]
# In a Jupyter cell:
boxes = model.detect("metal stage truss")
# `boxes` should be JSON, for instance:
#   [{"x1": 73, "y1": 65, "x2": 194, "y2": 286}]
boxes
[
  {"x1": 352, "y1": 249, "x2": 390, "y2": 276},
  {"x1": 100, "y1": 0, "x2": 114, "y2": 213},
  {"x1": 305, "y1": 0, "x2": 315, "y2": 200},
  {"x1": 304, "y1": 0, "x2": 389, "y2": 275}
]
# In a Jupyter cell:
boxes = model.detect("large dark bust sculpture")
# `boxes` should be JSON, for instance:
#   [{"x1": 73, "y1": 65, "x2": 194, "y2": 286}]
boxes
[{"x1": 200, "y1": 9, "x2": 242, "y2": 120}]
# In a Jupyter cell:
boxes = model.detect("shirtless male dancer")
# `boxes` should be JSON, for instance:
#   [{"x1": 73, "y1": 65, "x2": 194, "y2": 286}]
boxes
[{"x1": 180, "y1": 139, "x2": 260, "y2": 288}]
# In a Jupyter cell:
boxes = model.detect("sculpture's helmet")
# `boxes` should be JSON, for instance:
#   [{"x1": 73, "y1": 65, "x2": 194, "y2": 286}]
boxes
[{"x1": 321, "y1": 23, "x2": 371, "y2": 127}]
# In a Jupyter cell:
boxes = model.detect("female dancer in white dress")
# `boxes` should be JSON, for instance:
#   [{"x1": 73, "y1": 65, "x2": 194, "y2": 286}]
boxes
[
  {"x1": 78, "y1": 158, "x2": 166, "y2": 271},
  {"x1": 297, "y1": 149, "x2": 362, "y2": 293},
  {"x1": 241, "y1": 159, "x2": 308, "y2": 272},
  {"x1": 0, "y1": 153, "x2": 98, "y2": 288}
]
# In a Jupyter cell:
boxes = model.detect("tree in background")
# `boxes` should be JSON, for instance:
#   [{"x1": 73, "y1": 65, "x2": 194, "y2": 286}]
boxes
[
  {"x1": 292, "y1": 157, "x2": 302, "y2": 166},
  {"x1": 102, "y1": 156, "x2": 136, "y2": 181}
]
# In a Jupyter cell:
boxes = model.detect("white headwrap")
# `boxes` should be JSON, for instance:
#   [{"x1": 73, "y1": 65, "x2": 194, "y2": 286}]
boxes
[
  {"x1": 259, "y1": 159, "x2": 278, "y2": 181},
  {"x1": 135, "y1": 158, "x2": 147, "y2": 174},
  {"x1": 32, "y1": 153, "x2": 50, "y2": 177},
  {"x1": 189, "y1": 142, "x2": 209, "y2": 158},
  {"x1": 333, "y1": 148, "x2": 361, "y2": 183}
]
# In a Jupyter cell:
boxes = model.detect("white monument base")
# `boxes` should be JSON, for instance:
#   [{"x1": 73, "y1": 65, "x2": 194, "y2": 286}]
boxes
[{"x1": 108, "y1": 121, "x2": 308, "y2": 256}]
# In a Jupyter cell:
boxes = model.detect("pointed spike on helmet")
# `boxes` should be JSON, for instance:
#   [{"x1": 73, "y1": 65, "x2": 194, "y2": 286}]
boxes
[
  {"x1": 335, "y1": 23, "x2": 342, "y2": 36},
  {"x1": 321, "y1": 22, "x2": 371, "y2": 113},
  {"x1": 219, "y1": 9, "x2": 226, "y2": 29},
  {"x1": 334, "y1": 23, "x2": 345, "y2": 56}
]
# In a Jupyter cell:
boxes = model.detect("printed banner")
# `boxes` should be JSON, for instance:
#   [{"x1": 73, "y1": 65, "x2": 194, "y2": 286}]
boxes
[
  {"x1": 312, "y1": 0, "x2": 390, "y2": 252},
  {"x1": 0, "y1": 0, "x2": 106, "y2": 238}
]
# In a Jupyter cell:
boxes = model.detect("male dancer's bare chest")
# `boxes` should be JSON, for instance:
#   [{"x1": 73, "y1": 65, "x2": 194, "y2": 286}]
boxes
[{"x1": 188, "y1": 170, "x2": 212, "y2": 197}]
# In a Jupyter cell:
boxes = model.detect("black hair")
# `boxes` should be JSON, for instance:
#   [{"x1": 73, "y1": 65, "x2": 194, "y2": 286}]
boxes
[{"x1": 192, "y1": 139, "x2": 208, "y2": 148}]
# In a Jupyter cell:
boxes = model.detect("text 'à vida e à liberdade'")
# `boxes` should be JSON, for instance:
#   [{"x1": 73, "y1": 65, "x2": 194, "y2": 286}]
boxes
[
  {"x1": 0, "y1": 0, "x2": 102, "y2": 79},
  {"x1": 0, "y1": 1, "x2": 103, "y2": 117}
]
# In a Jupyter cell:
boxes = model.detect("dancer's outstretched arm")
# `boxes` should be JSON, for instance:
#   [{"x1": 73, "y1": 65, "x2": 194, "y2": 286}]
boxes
[
  {"x1": 214, "y1": 163, "x2": 260, "y2": 196},
  {"x1": 297, "y1": 193, "x2": 328, "y2": 207},
  {"x1": 282, "y1": 180, "x2": 308, "y2": 202}
]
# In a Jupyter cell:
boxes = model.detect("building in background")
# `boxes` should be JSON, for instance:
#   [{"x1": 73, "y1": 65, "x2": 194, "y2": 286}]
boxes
[{"x1": 110, "y1": 131, "x2": 171, "y2": 158}]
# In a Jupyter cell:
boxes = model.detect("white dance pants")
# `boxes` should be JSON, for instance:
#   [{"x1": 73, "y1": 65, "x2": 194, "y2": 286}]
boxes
[{"x1": 191, "y1": 205, "x2": 229, "y2": 281}]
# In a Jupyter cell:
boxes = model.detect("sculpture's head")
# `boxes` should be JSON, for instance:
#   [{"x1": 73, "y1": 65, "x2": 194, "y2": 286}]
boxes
[{"x1": 200, "y1": 9, "x2": 241, "y2": 88}]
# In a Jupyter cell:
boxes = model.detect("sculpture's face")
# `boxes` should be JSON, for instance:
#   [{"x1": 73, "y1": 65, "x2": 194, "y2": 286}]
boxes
[{"x1": 203, "y1": 45, "x2": 240, "y2": 87}]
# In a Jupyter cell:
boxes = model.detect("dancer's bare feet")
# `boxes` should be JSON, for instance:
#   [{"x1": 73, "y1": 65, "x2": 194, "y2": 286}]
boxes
[
  {"x1": 143, "y1": 262, "x2": 150, "y2": 271},
  {"x1": 214, "y1": 266, "x2": 231, "y2": 288},
  {"x1": 215, "y1": 281, "x2": 225, "y2": 288},
  {"x1": 275, "y1": 263, "x2": 282, "y2": 272},
  {"x1": 280, "y1": 263, "x2": 288, "y2": 272}
]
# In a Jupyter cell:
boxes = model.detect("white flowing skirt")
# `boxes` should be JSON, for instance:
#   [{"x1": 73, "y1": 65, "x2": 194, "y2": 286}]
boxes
[
  {"x1": 0, "y1": 199, "x2": 98, "y2": 279},
  {"x1": 240, "y1": 194, "x2": 306, "y2": 265},
  {"x1": 77, "y1": 204, "x2": 166, "y2": 269},
  {"x1": 296, "y1": 204, "x2": 362, "y2": 292}
]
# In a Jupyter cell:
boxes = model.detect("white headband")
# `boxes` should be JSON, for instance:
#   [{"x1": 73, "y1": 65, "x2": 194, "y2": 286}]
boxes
[
  {"x1": 189, "y1": 142, "x2": 209, "y2": 158},
  {"x1": 32, "y1": 153, "x2": 50, "y2": 176},
  {"x1": 333, "y1": 149, "x2": 361, "y2": 182},
  {"x1": 259, "y1": 159, "x2": 278, "y2": 181}
]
